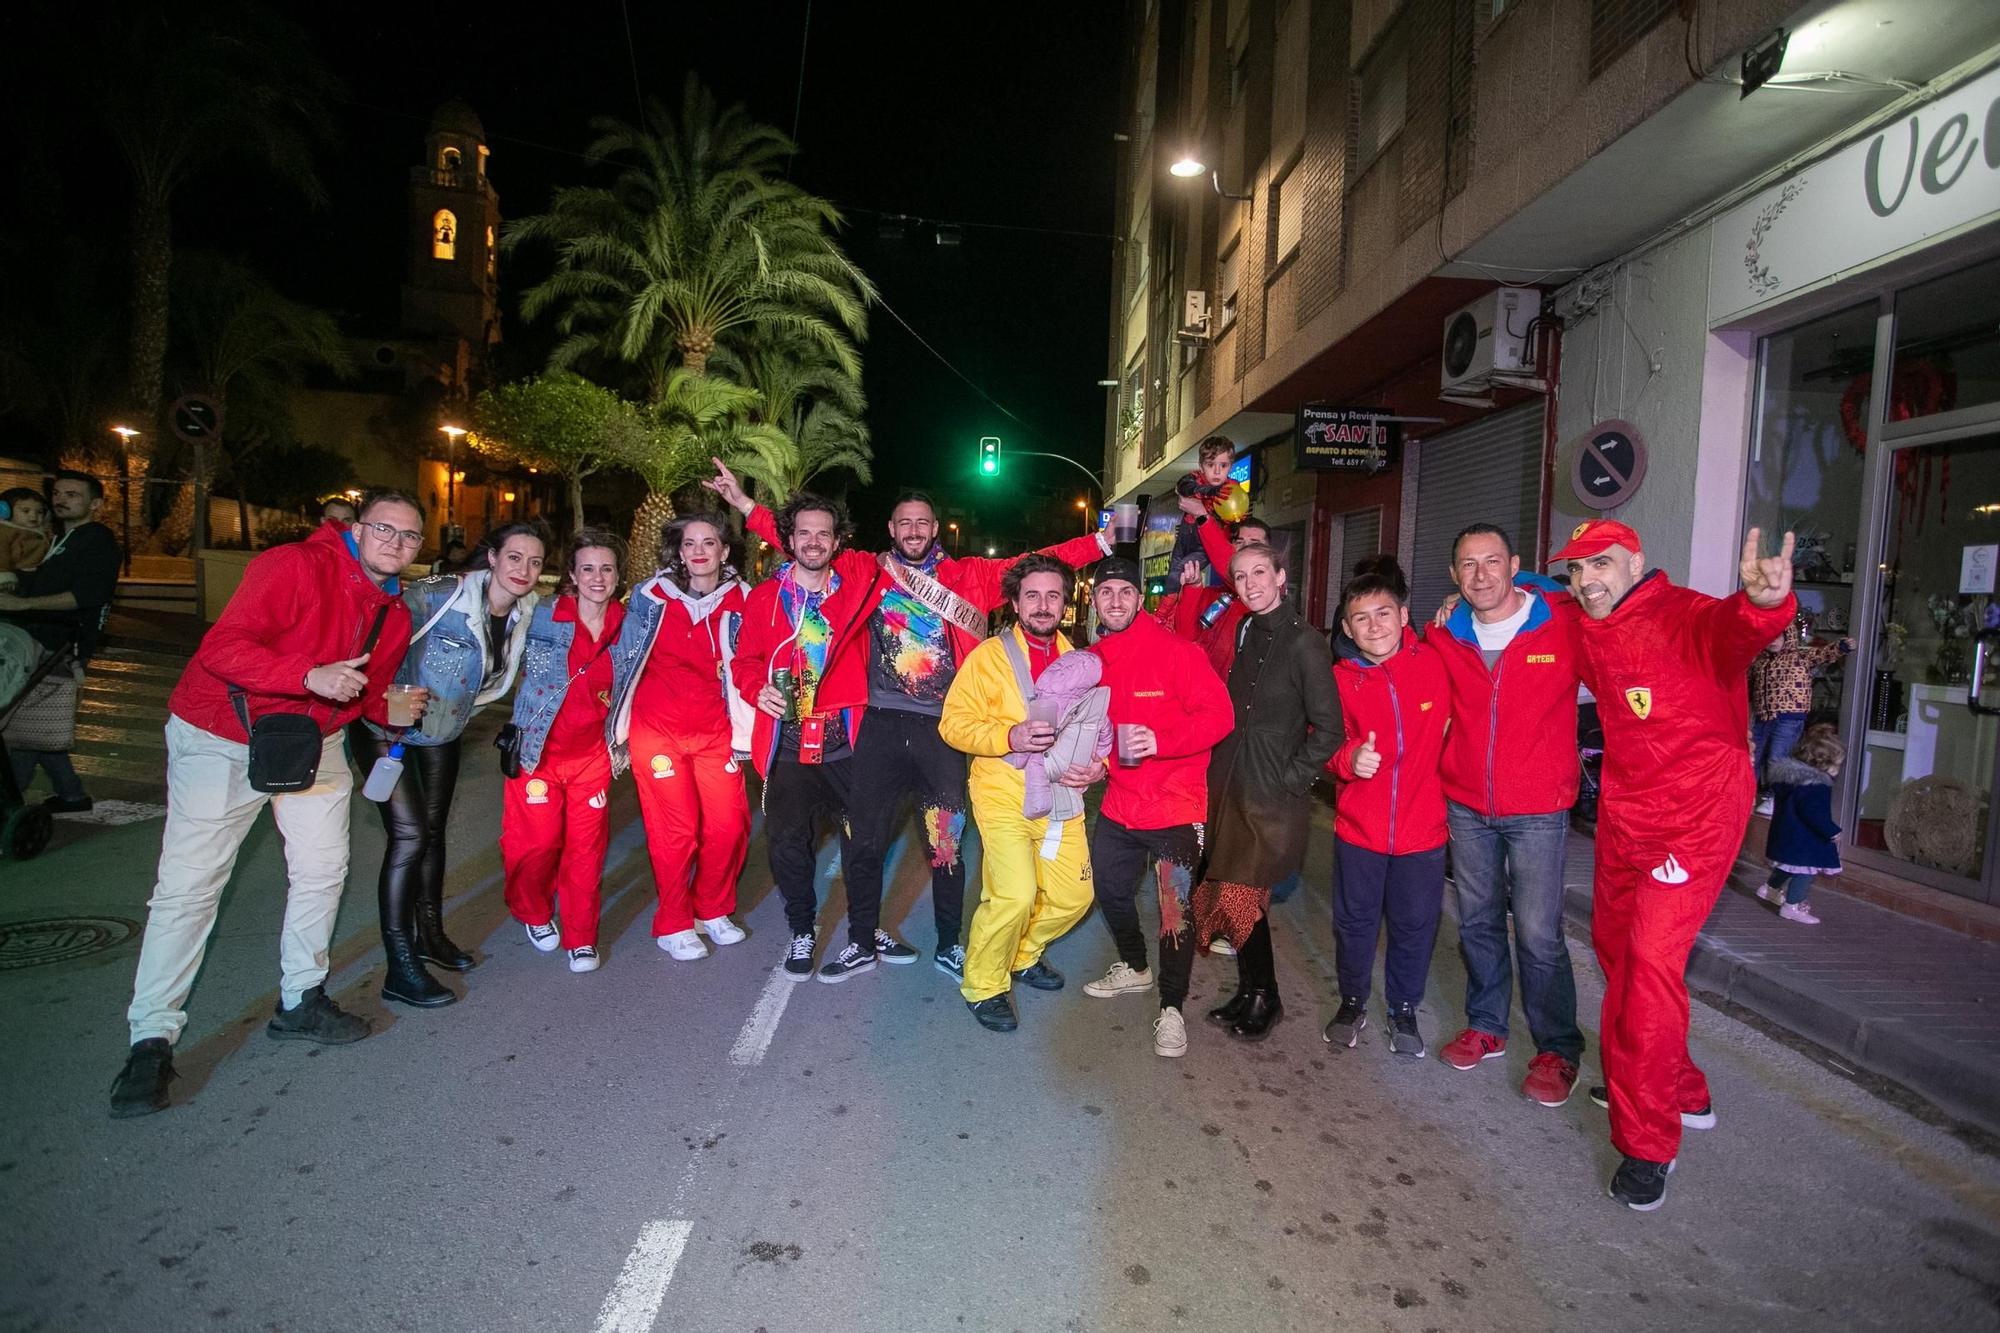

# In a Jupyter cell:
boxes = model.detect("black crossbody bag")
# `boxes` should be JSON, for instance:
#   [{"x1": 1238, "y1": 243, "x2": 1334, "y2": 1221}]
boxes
[{"x1": 230, "y1": 604, "x2": 390, "y2": 793}]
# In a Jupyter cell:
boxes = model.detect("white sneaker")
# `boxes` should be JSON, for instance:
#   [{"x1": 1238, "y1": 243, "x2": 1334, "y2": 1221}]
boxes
[
  {"x1": 1756, "y1": 884, "x2": 1779, "y2": 903},
  {"x1": 1083, "y1": 961, "x2": 1155, "y2": 997},
  {"x1": 1754, "y1": 795, "x2": 1774, "y2": 817},
  {"x1": 1153, "y1": 1007, "x2": 1188, "y2": 1057},
  {"x1": 525, "y1": 921, "x2": 560, "y2": 953},
  {"x1": 697, "y1": 915, "x2": 747, "y2": 946},
  {"x1": 1209, "y1": 938, "x2": 1236, "y2": 957},
  {"x1": 567, "y1": 946, "x2": 601, "y2": 973},
  {"x1": 1779, "y1": 901, "x2": 1821, "y2": 925},
  {"x1": 658, "y1": 930, "x2": 707, "y2": 961}
]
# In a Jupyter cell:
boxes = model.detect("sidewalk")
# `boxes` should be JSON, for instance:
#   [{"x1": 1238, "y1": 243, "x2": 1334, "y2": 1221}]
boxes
[{"x1": 1559, "y1": 826, "x2": 2000, "y2": 1138}]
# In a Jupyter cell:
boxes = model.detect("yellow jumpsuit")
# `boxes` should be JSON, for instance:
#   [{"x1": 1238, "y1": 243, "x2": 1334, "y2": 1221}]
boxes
[{"x1": 939, "y1": 626, "x2": 1096, "y2": 1004}]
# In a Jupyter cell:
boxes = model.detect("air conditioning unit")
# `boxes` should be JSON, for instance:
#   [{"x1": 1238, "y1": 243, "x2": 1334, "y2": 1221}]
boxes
[
  {"x1": 1176, "y1": 289, "x2": 1212, "y2": 344},
  {"x1": 1440, "y1": 288, "x2": 1542, "y2": 394}
]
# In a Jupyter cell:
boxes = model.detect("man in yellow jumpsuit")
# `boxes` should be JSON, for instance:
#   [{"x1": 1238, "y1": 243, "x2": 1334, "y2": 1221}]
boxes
[{"x1": 940, "y1": 554, "x2": 1104, "y2": 1032}]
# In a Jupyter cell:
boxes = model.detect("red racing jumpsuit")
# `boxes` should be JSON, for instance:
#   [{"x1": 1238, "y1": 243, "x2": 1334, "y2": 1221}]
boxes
[
  {"x1": 628, "y1": 582, "x2": 753, "y2": 936},
  {"x1": 501, "y1": 597, "x2": 625, "y2": 949},
  {"x1": 1570, "y1": 571, "x2": 1794, "y2": 1163}
]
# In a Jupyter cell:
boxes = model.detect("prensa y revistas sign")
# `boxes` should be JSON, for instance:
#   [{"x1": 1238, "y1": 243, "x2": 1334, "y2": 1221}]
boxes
[{"x1": 1296, "y1": 404, "x2": 1400, "y2": 474}]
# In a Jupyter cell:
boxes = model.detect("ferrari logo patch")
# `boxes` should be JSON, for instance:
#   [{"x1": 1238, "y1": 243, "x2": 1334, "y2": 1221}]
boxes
[{"x1": 1624, "y1": 687, "x2": 1652, "y2": 720}]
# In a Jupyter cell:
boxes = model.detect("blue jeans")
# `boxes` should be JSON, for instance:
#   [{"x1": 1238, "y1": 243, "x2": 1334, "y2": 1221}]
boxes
[
  {"x1": 1446, "y1": 802, "x2": 1583, "y2": 1062},
  {"x1": 10, "y1": 747, "x2": 86, "y2": 803},
  {"x1": 1332, "y1": 839, "x2": 1446, "y2": 1008},
  {"x1": 1751, "y1": 713, "x2": 1806, "y2": 788},
  {"x1": 1764, "y1": 868, "x2": 1812, "y2": 905}
]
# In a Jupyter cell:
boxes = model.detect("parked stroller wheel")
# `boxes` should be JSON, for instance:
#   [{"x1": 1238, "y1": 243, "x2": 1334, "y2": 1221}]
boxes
[{"x1": 2, "y1": 804, "x2": 52, "y2": 860}]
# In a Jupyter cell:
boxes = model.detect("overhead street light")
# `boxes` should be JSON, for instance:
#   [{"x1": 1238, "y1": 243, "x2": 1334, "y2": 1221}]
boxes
[
  {"x1": 439, "y1": 424, "x2": 467, "y2": 535},
  {"x1": 1169, "y1": 155, "x2": 1206, "y2": 178}
]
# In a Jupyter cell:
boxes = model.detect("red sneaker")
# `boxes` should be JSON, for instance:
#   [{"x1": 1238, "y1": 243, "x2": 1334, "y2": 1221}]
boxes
[
  {"x1": 1522, "y1": 1052, "x2": 1579, "y2": 1106},
  {"x1": 1439, "y1": 1028, "x2": 1506, "y2": 1070}
]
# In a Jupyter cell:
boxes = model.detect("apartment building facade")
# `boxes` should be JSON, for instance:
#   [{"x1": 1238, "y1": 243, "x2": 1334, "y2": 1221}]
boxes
[{"x1": 1106, "y1": 0, "x2": 2000, "y2": 912}]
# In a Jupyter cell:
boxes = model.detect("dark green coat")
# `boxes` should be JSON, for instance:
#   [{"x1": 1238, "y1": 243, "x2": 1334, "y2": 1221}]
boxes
[{"x1": 1203, "y1": 603, "x2": 1341, "y2": 887}]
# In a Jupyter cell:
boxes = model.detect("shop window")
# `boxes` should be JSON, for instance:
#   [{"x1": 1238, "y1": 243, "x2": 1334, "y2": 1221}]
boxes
[
  {"x1": 1891, "y1": 254, "x2": 2000, "y2": 425},
  {"x1": 1743, "y1": 302, "x2": 1875, "y2": 718},
  {"x1": 431, "y1": 209, "x2": 457, "y2": 261}
]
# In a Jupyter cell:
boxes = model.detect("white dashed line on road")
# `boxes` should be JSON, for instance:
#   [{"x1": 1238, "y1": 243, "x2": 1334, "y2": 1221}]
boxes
[
  {"x1": 593, "y1": 1219, "x2": 693, "y2": 1333},
  {"x1": 729, "y1": 967, "x2": 797, "y2": 1066}
]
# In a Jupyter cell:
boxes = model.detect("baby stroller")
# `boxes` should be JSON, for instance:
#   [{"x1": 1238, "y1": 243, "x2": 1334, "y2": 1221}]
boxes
[{"x1": 0, "y1": 622, "x2": 71, "y2": 861}]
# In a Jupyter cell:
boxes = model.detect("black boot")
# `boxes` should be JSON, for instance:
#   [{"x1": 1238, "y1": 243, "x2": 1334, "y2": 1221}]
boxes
[
  {"x1": 1206, "y1": 991, "x2": 1251, "y2": 1024},
  {"x1": 415, "y1": 888, "x2": 475, "y2": 972},
  {"x1": 1228, "y1": 990, "x2": 1284, "y2": 1040},
  {"x1": 381, "y1": 932, "x2": 456, "y2": 1008}
]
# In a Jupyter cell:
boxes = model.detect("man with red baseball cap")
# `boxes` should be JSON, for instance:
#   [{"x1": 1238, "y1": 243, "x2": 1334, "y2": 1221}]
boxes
[{"x1": 1553, "y1": 516, "x2": 1795, "y2": 1211}]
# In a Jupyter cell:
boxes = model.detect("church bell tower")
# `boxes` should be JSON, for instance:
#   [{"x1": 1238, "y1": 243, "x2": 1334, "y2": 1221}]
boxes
[{"x1": 402, "y1": 99, "x2": 501, "y2": 351}]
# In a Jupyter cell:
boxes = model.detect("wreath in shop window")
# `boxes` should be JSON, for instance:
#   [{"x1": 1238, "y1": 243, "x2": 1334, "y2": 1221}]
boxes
[{"x1": 1839, "y1": 359, "x2": 1958, "y2": 533}]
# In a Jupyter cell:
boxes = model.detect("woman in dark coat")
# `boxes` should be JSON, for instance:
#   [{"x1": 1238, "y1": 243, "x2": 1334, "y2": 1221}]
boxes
[{"x1": 1193, "y1": 542, "x2": 1341, "y2": 1038}]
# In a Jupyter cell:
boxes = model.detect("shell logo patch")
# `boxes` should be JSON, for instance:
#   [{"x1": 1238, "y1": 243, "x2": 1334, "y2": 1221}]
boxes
[
  {"x1": 525, "y1": 778, "x2": 550, "y2": 805},
  {"x1": 587, "y1": 790, "x2": 608, "y2": 810},
  {"x1": 650, "y1": 754, "x2": 675, "y2": 779},
  {"x1": 1624, "y1": 687, "x2": 1652, "y2": 720}
]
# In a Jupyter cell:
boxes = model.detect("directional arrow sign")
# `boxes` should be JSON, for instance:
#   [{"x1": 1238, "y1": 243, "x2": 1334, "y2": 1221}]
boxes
[
  {"x1": 1570, "y1": 419, "x2": 1647, "y2": 512},
  {"x1": 169, "y1": 394, "x2": 224, "y2": 446}
]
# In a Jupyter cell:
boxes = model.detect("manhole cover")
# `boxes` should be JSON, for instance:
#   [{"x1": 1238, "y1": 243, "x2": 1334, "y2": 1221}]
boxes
[{"x1": 0, "y1": 916, "x2": 139, "y2": 970}]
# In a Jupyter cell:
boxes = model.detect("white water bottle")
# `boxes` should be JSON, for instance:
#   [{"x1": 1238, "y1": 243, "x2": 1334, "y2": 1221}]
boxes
[{"x1": 363, "y1": 742, "x2": 405, "y2": 802}]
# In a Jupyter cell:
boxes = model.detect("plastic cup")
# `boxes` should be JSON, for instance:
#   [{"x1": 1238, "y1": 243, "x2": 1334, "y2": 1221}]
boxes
[
  {"x1": 1113, "y1": 502, "x2": 1141, "y2": 545},
  {"x1": 385, "y1": 684, "x2": 422, "y2": 728},
  {"x1": 1116, "y1": 723, "x2": 1142, "y2": 767}
]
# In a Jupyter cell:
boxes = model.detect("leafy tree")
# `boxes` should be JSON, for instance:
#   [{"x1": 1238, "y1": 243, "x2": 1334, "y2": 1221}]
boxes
[
  {"x1": 472, "y1": 372, "x2": 628, "y2": 530},
  {"x1": 507, "y1": 77, "x2": 875, "y2": 395},
  {"x1": 164, "y1": 252, "x2": 352, "y2": 542},
  {"x1": 91, "y1": 2, "x2": 338, "y2": 453},
  {"x1": 715, "y1": 336, "x2": 872, "y2": 503}
]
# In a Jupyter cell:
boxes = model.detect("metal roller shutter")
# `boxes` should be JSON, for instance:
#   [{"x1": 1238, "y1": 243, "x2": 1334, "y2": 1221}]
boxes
[{"x1": 1408, "y1": 403, "x2": 1544, "y2": 622}]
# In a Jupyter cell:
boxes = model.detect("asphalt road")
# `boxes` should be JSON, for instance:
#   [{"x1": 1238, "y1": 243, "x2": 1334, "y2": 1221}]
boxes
[{"x1": 4, "y1": 721, "x2": 1999, "y2": 1332}]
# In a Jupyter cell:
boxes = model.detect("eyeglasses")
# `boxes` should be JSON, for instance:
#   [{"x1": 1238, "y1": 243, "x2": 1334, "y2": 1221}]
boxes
[{"x1": 360, "y1": 521, "x2": 424, "y2": 549}]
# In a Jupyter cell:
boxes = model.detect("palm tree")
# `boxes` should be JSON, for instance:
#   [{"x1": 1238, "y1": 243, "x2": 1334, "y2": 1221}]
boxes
[
  {"x1": 712, "y1": 335, "x2": 872, "y2": 503},
  {"x1": 165, "y1": 253, "x2": 353, "y2": 545},
  {"x1": 508, "y1": 77, "x2": 875, "y2": 396},
  {"x1": 91, "y1": 3, "x2": 338, "y2": 452},
  {"x1": 613, "y1": 368, "x2": 791, "y2": 563}
]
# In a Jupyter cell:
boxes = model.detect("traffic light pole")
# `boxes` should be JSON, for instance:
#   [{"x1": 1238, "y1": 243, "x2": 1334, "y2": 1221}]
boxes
[{"x1": 1008, "y1": 450, "x2": 1103, "y2": 504}]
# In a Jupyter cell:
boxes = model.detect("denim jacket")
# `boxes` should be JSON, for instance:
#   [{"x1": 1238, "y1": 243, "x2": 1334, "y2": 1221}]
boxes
[
  {"x1": 605, "y1": 571, "x2": 753, "y2": 776},
  {"x1": 509, "y1": 595, "x2": 620, "y2": 773},
  {"x1": 386, "y1": 569, "x2": 536, "y2": 745}
]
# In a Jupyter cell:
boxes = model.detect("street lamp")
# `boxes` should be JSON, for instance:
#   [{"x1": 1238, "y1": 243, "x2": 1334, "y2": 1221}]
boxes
[
  {"x1": 1075, "y1": 497, "x2": 1090, "y2": 533},
  {"x1": 438, "y1": 424, "x2": 466, "y2": 535},
  {"x1": 1169, "y1": 155, "x2": 1206, "y2": 177},
  {"x1": 110, "y1": 425, "x2": 139, "y2": 572},
  {"x1": 948, "y1": 521, "x2": 959, "y2": 553}
]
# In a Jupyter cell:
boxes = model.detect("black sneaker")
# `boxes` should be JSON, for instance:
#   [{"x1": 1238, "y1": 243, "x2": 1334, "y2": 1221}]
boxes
[
  {"x1": 933, "y1": 944, "x2": 966, "y2": 981},
  {"x1": 265, "y1": 986, "x2": 370, "y2": 1045},
  {"x1": 1386, "y1": 1003, "x2": 1426, "y2": 1058},
  {"x1": 817, "y1": 942, "x2": 878, "y2": 984},
  {"x1": 1589, "y1": 1085, "x2": 1610, "y2": 1109},
  {"x1": 967, "y1": 994, "x2": 1018, "y2": 1032},
  {"x1": 1011, "y1": 960, "x2": 1064, "y2": 991},
  {"x1": 108, "y1": 1038, "x2": 174, "y2": 1119},
  {"x1": 1608, "y1": 1155, "x2": 1675, "y2": 1211},
  {"x1": 1323, "y1": 997, "x2": 1367, "y2": 1047},
  {"x1": 781, "y1": 932, "x2": 816, "y2": 981},
  {"x1": 43, "y1": 795, "x2": 93, "y2": 814},
  {"x1": 872, "y1": 930, "x2": 918, "y2": 964}
]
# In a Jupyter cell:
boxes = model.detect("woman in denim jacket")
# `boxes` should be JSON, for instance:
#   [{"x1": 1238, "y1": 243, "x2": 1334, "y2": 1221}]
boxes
[
  {"x1": 349, "y1": 521, "x2": 547, "y2": 1006},
  {"x1": 605, "y1": 511, "x2": 757, "y2": 961},
  {"x1": 502, "y1": 529, "x2": 627, "y2": 972}
]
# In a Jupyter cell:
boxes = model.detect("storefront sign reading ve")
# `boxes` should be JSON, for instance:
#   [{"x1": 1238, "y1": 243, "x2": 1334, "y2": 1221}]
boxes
[
  {"x1": 1297, "y1": 403, "x2": 1400, "y2": 474},
  {"x1": 1710, "y1": 61, "x2": 2000, "y2": 322}
]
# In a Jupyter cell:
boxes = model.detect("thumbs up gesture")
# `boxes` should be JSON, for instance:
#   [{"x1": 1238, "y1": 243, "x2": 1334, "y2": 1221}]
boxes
[{"x1": 1352, "y1": 731, "x2": 1382, "y2": 780}]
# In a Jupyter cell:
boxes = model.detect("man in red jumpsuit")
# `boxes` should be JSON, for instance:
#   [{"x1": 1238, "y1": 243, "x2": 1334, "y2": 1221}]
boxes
[{"x1": 1555, "y1": 518, "x2": 1795, "y2": 1212}]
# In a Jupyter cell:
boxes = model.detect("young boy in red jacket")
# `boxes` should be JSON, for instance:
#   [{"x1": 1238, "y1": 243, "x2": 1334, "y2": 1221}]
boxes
[{"x1": 1325, "y1": 567, "x2": 1452, "y2": 1060}]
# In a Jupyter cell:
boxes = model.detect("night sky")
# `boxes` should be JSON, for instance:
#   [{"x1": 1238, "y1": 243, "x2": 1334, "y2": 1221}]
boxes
[{"x1": 175, "y1": 3, "x2": 1126, "y2": 539}]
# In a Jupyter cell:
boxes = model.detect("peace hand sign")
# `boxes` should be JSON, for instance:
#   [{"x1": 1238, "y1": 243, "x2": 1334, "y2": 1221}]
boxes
[{"x1": 1740, "y1": 527, "x2": 1796, "y2": 609}]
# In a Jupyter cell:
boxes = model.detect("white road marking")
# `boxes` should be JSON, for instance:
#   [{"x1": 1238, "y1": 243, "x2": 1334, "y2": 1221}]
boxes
[
  {"x1": 593, "y1": 1218, "x2": 693, "y2": 1333},
  {"x1": 729, "y1": 967, "x2": 796, "y2": 1066}
]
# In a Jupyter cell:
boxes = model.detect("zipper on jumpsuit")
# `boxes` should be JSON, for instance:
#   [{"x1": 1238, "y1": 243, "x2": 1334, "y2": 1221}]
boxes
[
  {"x1": 1485, "y1": 656, "x2": 1503, "y2": 817},
  {"x1": 1384, "y1": 670, "x2": 1403, "y2": 855}
]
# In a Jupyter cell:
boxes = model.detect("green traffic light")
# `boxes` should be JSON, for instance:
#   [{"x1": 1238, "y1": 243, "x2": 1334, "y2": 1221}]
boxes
[{"x1": 978, "y1": 435, "x2": 1000, "y2": 476}]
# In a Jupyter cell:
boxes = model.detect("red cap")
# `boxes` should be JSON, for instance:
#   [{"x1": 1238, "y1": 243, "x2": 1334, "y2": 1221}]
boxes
[{"x1": 1551, "y1": 519, "x2": 1642, "y2": 562}]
